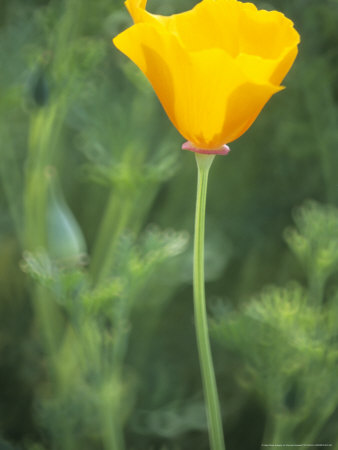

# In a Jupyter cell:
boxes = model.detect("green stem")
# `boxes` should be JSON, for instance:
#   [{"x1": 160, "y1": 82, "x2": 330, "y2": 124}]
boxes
[{"x1": 193, "y1": 153, "x2": 225, "y2": 450}]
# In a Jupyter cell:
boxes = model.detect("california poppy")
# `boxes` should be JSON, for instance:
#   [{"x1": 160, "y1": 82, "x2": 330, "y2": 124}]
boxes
[{"x1": 113, "y1": 0, "x2": 300, "y2": 150}]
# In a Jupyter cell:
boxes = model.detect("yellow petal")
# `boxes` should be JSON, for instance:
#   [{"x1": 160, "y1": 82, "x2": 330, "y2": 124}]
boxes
[
  {"x1": 125, "y1": 0, "x2": 166, "y2": 25},
  {"x1": 115, "y1": 0, "x2": 300, "y2": 148},
  {"x1": 113, "y1": 23, "x2": 190, "y2": 135},
  {"x1": 125, "y1": 0, "x2": 152, "y2": 23},
  {"x1": 161, "y1": 0, "x2": 240, "y2": 56},
  {"x1": 238, "y1": 1, "x2": 300, "y2": 60},
  {"x1": 125, "y1": 0, "x2": 147, "y2": 12},
  {"x1": 113, "y1": 23, "x2": 281, "y2": 149},
  {"x1": 219, "y1": 82, "x2": 282, "y2": 145},
  {"x1": 124, "y1": 0, "x2": 300, "y2": 65},
  {"x1": 269, "y1": 46, "x2": 299, "y2": 85},
  {"x1": 124, "y1": 0, "x2": 240, "y2": 55},
  {"x1": 236, "y1": 44, "x2": 298, "y2": 86}
]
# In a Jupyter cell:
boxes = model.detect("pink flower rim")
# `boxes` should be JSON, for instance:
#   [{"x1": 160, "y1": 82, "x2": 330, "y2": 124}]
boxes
[{"x1": 182, "y1": 141, "x2": 230, "y2": 155}]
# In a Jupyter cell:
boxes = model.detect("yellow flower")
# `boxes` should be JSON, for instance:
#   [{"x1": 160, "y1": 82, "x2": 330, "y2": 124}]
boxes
[{"x1": 113, "y1": 0, "x2": 300, "y2": 150}]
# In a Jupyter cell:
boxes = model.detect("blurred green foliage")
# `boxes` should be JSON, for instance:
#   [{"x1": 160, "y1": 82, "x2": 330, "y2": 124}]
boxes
[
  {"x1": 213, "y1": 200, "x2": 338, "y2": 446},
  {"x1": 0, "y1": 0, "x2": 338, "y2": 449}
]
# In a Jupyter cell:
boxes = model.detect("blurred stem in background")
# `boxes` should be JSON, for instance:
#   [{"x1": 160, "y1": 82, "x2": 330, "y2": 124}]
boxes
[
  {"x1": 21, "y1": 0, "x2": 128, "y2": 448},
  {"x1": 24, "y1": 105, "x2": 64, "y2": 249},
  {"x1": 193, "y1": 153, "x2": 225, "y2": 450},
  {"x1": 22, "y1": 0, "x2": 81, "y2": 347},
  {"x1": 90, "y1": 145, "x2": 146, "y2": 285},
  {"x1": 90, "y1": 187, "x2": 134, "y2": 284},
  {"x1": 89, "y1": 136, "x2": 171, "y2": 286},
  {"x1": 22, "y1": 0, "x2": 82, "y2": 384},
  {"x1": 24, "y1": 0, "x2": 81, "y2": 251}
]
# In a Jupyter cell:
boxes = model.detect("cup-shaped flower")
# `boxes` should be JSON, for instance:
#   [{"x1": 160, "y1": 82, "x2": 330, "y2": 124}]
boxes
[{"x1": 113, "y1": 0, "x2": 300, "y2": 150}]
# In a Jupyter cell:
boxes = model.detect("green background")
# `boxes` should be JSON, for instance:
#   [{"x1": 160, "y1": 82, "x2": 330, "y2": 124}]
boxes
[{"x1": 0, "y1": 0, "x2": 338, "y2": 449}]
